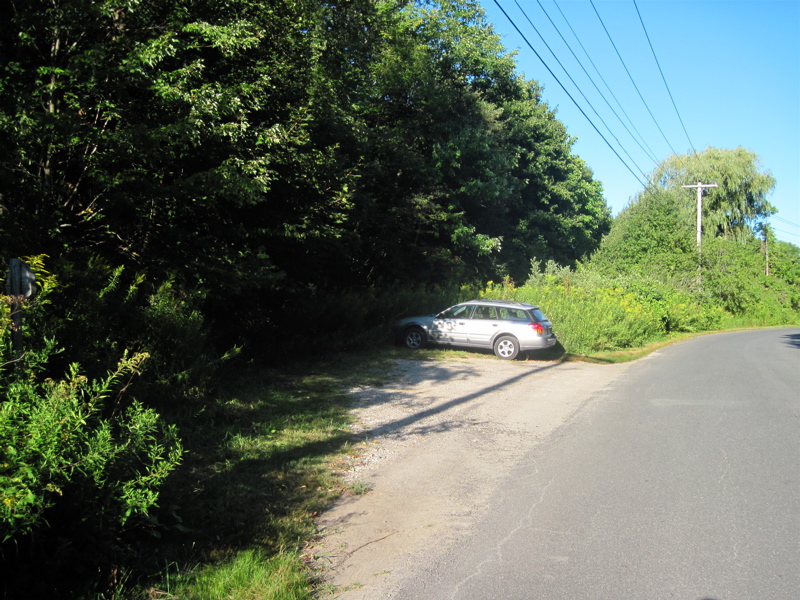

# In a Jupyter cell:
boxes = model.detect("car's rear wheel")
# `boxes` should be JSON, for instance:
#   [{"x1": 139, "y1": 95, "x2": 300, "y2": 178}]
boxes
[
  {"x1": 494, "y1": 335, "x2": 519, "y2": 359},
  {"x1": 403, "y1": 327, "x2": 426, "y2": 350}
]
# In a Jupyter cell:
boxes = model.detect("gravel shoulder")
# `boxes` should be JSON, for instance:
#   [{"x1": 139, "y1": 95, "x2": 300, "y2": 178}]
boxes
[{"x1": 311, "y1": 356, "x2": 633, "y2": 599}]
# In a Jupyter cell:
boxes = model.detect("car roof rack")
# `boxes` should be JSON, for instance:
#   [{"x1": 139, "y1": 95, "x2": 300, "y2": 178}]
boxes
[{"x1": 465, "y1": 299, "x2": 535, "y2": 307}]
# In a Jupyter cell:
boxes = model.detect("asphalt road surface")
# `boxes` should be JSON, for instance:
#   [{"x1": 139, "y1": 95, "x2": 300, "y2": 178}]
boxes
[{"x1": 392, "y1": 328, "x2": 800, "y2": 600}]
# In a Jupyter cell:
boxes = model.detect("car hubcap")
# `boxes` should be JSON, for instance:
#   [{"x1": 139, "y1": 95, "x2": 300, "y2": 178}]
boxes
[{"x1": 497, "y1": 340, "x2": 514, "y2": 357}]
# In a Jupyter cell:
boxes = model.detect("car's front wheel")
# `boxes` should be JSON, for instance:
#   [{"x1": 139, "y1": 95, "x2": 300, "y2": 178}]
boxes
[
  {"x1": 494, "y1": 335, "x2": 519, "y2": 359},
  {"x1": 403, "y1": 327, "x2": 426, "y2": 350}
]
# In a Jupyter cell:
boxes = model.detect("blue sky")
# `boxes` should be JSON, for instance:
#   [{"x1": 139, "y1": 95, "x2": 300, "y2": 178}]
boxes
[{"x1": 480, "y1": 0, "x2": 800, "y2": 245}]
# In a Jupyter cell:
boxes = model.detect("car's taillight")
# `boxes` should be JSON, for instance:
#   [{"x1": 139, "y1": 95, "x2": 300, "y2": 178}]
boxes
[{"x1": 529, "y1": 322, "x2": 544, "y2": 334}]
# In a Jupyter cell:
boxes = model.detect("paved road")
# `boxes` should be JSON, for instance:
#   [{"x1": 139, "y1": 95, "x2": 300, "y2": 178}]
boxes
[{"x1": 393, "y1": 328, "x2": 800, "y2": 600}]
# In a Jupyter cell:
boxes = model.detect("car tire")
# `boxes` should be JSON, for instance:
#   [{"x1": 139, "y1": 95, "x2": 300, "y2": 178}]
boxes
[
  {"x1": 494, "y1": 335, "x2": 519, "y2": 359},
  {"x1": 403, "y1": 327, "x2": 426, "y2": 350}
]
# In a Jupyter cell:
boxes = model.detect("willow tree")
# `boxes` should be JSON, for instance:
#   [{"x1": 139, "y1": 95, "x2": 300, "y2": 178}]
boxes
[{"x1": 649, "y1": 147, "x2": 776, "y2": 241}]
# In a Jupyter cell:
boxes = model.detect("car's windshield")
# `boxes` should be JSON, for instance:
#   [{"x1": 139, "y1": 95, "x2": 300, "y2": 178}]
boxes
[{"x1": 531, "y1": 308, "x2": 546, "y2": 321}]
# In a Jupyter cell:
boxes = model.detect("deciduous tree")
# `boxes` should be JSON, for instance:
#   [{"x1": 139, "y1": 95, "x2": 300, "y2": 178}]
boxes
[{"x1": 649, "y1": 147, "x2": 776, "y2": 240}]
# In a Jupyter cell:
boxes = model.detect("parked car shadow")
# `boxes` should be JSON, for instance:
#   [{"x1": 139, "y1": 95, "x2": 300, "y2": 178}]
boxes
[
  {"x1": 525, "y1": 341, "x2": 567, "y2": 361},
  {"x1": 783, "y1": 331, "x2": 800, "y2": 350},
  {"x1": 418, "y1": 340, "x2": 568, "y2": 362}
]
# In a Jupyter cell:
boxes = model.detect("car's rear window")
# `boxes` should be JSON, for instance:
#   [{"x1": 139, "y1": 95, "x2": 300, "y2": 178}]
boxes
[{"x1": 531, "y1": 308, "x2": 546, "y2": 321}]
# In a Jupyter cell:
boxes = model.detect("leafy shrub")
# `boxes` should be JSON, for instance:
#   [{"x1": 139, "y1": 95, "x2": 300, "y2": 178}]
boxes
[
  {"x1": 139, "y1": 278, "x2": 237, "y2": 401},
  {"x1": 28, "y1": 254, "x2": 227, "y2": 402},
  {"x1": 0, "y1": 256, "x2": 185, "y2": 596},
  {"x1": 702, "y1": 237, "x2": 799, "y2": 325},
  {"x1": 611, "y1": 278, "x2": 724, "y2": 333},
  {"x1": 0, "y1": 352, "x2": 183, "y2": 542},
  {"x1": 517, "y1": 260, "x2": 665, "y2": 352}
]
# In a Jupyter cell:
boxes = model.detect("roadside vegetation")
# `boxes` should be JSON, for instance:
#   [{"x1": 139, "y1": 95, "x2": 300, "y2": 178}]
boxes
[{"x1": 1, "y1": 0, "x2": 799, "y2": 598}]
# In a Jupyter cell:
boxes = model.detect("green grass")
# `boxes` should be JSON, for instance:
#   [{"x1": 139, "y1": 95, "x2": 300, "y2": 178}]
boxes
[
  {"x1": 129, "y1": 349, "x2": 399, "y2": 600},
  {"x1": 157, "y1": 550, "x2": 313, "y2": 600}
]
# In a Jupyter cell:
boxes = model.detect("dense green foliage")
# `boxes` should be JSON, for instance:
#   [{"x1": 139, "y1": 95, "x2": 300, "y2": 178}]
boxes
[
  {"x1": 0, "y1": 263, "x2": 184, "y2": 596},
  {"x1": 0, "y1": 349, "x2": 181, "y2": 541},
  {"x1": 0, "y1": 0, "x2": 798, "y2": 597},
  {"x1": 502, "y1": 261, "x2": 725, "y2": 353},
  {"x1": 589, "y1": 148, "x2": 798, "y2": 333},
  {"x1": 0, "y1": 0, "x2": 610, "y2": 354},
  {"x1": 648, "y1": 147, "x2": 776, "y2": 240}
]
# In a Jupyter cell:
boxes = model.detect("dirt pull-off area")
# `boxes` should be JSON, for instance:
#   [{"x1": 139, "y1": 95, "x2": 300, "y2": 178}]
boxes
[{"x1": 311, "y1": 356, "x2": 633, "y2": 599}]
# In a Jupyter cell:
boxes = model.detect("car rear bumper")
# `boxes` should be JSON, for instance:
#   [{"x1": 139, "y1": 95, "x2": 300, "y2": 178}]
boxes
[{"x1": 519, "y1": 334, "x2": 558, "y2": 351}]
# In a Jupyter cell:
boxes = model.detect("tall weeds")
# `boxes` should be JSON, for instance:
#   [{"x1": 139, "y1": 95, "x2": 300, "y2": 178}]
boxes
[{"x1": 478, "y1": 261, "x2": 731, "y2": 354}]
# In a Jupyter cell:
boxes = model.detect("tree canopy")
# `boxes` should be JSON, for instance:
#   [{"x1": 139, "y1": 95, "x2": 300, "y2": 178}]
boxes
[
  {"x1": 0, "y1": 0, "x2": 610, "y2": 293},
  {"x1": 589, "y1": 146, "x2": 797, "y2": 316},
  {"x1": 648, "y1": 147, "x2": 776, "y2": 240}
]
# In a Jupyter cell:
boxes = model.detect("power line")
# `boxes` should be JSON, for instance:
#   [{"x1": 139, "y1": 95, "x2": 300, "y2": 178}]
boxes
[
  {"x1": 773, "y1": 215, "x2": 800, "y2": 229},
  {"x1": 533, "y1": 0, "x2": 658, "y2": 174},
  {"x1": 772, "y1": 226, "x2": 800, "y2": 239},
  {"x1": 551, "y1": 0, "x2": 661, "y2": 166},
  {"x1": 490, "y1": 1, "x2": 791, "y2": 235},
  {"x1": 492, "y1": 0, "x2": 647, "y2": 187},
  {"x1": 515, "y1": 0, "x2": 649, "y2": 180},
  {"x1": 633, "y1": 0, "x2": 696, "y2": 154},
  {"x1": 589, "y1": 0, "x2": 681, "y2": 158}
]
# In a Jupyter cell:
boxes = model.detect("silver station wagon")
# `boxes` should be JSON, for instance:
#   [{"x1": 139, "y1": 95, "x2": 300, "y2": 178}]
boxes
[{"x1": 393, "y1": 299, "x2": 557, "y2": 359}]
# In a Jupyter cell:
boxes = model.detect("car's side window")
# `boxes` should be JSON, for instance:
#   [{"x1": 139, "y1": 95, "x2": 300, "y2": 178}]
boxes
[
  {"x1": 453, "y1": 305, "x2": 472, "y2": 319},
  {"x1": 441, "y1": 305, "x2": 472, "y2": 319},
  {"x1": 472, "y1": 306, "x2": 498, "y2": 319},
  {"x1": 499, "y1": 308, "x2": 528, "y2": 321}
]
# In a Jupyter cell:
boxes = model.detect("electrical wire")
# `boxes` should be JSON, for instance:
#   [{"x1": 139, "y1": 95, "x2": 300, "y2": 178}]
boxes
[
  {"x1": 771, "y1": 226, "x2": 800, "y2": 239},
  {"x1": 515, "y1": 0, "x2": 649, "y2": 180},
  {"x1": 492, "y1": 0, "x2": 647, "y2": 187},
  {"x1": 497, "y1": 0, "x2": 697, "y2": 193},
  {"x1": 633, "y1": 0, "x2": 696, "y2": 154},
  {"x1": 491, "y1": 1, "x2": 797, "y2": 242},
  {"x1": 773, "y1": 215, "x2": 800, "y2": 229},
  {"x1": 551, "y1": 0, "x2": 661, "y2": 166},
  {"x1": 533, "y1": 0, "x2": 659, "y2": 173},
  {"x1": 589, "y1": 0, "x2": 681, "y2": 158}
]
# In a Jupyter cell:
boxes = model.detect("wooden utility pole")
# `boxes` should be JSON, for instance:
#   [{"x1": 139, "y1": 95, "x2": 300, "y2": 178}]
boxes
[{"x1": 682, "y1": 181, "x2": 718, "y2": 285}]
